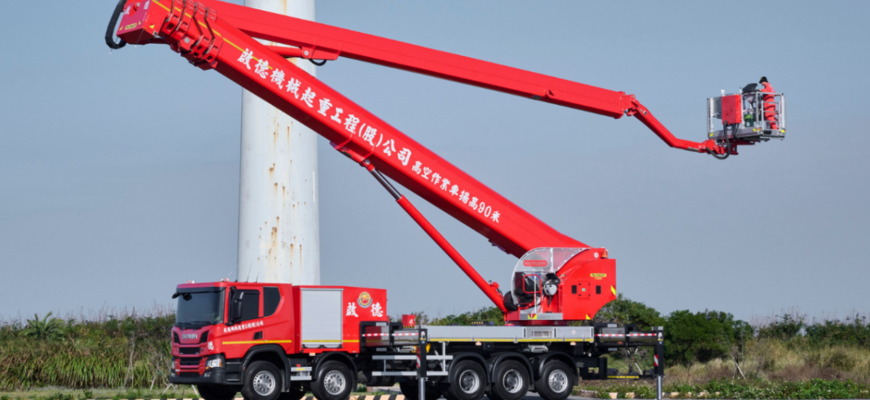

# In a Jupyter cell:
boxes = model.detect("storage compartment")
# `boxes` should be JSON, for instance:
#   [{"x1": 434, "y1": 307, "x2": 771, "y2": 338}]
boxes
[{"x1": 301, "y1": 288, "x2": 343, "y2": 348}]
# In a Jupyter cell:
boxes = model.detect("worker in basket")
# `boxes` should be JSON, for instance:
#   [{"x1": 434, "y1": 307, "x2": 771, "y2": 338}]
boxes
[{"x1": 759, "y1": 76, "x2": 779, "y2": 131}]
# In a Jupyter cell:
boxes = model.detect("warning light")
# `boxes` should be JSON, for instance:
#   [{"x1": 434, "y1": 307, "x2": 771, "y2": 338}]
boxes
[{"x1": 602, "y1": 250, "x2": 609, "y2": 259}]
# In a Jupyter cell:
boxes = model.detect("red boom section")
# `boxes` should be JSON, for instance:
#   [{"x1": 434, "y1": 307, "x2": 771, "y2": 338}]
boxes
[
  {"x1": 213, "y1": 0, "x2": 724, "y2": 155},
  {"x1": 116, "y1": 0, "x2": 585, "y2": 258}
]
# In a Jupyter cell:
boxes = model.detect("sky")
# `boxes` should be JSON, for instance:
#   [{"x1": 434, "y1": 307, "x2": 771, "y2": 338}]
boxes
[{"x1": 1, "y1": 0, "x2": 868, "y2": 323}]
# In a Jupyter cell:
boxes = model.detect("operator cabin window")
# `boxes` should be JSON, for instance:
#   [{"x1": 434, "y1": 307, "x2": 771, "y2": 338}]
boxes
[
  {"x1": 264, "y1": 287, "x2": 281, "y2": 317},
  {"x1": 237, "y1": 290, "x2": 260, "y2": 322}
]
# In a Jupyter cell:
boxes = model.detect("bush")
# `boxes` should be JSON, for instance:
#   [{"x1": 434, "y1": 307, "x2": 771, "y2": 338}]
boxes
[
  {"x1": 806, "y1": 314, "x2": 870, "y2": 347},
  {"x1": 757, "y1": 313, "x2": 805, "y2": 341},
  {"x1": 664, "y1": 310, "x2": 752, "y2": 365},
  {"x1": 594, "y1": 293, "x2": 665, "y2": 330},
  {"x1": 821, "y1": 348, "x2": 859, "y2": 372},
  {"x1": 429, "y1": 307, "x2": 505, "y2": 326}
]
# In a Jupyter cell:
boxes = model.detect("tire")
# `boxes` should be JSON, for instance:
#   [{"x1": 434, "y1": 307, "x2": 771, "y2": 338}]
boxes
[
  {"x1": 278, "y1": 386, "x2": 306, "y2": 400},
  {"x1": 447, "y1": 360, "x2": 487, "y2": 400},
  {"x1": 535, "y1": 361, "x2": 574, "y2": 400},
  {"x1": 241, "y1": 361, "x2": 283, "y2": 400},
  {"x1": 198, "y1": 384, "x2": 239, "y2": 400},
  {"x1": 490, "y1": 360, "x2": 529, "y2": 400},
  {"x1": 400, "y1": 380, "x2": 443, "y2": 400},
  {"x1": 311, "y1": 361, "x2": 355, "y2": 400}
]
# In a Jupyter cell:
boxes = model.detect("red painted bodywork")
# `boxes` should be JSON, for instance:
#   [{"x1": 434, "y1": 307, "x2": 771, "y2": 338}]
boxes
[
  {"x1": 721, "y1": 94, "x2": 743, "y2": 125},
  {"x1": 172, "y1": 282, "x2": 387, "y2": 375},
  {"x1": 114, "y1": 0, "x2": 703, "y2": 321}
]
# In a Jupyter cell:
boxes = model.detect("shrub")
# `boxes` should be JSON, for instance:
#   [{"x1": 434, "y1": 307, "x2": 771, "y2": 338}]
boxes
[
  {"x1": 664, "y1": 310, "x2": 752, "y2": 366},
  {"x1": 821, "y1": 348, "x2": 859, "y2": 372},
  {"x1": 806, "y1": 314, "x2": 870, "y2": 347},
  {"x1": 20, "y1": 312, "x2": 66, "y2": 341},
  {"x1": 594, "y1": 293, "x2": 665, "y2": 330},
  {"x1": 757, "y1": 313, "x2": 804, "y2": 341},
  {"x1": 430, "y1": 307, "x2": 504, "y2": 326}
]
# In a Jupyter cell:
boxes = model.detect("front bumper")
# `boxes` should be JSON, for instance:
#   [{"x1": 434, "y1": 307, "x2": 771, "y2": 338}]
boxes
[{"x1": 169, "y1": 368, "x2": 226, "y2": 385}]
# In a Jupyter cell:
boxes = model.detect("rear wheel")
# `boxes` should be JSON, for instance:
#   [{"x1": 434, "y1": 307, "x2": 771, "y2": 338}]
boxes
[
  {"x1": 447, "y1": 361, "x2": 487, "y2": 400},
  {"x1": 490, "y1": 360, "x2": 529, "y2": 400},
  {"x1": 311, "y1": 361, "x2": 355, "y2": 400},
  {"x1": 197, "y1": 384, "x2": 239, "y2": 400},
  {"x1": 241, "y1": 361, "x2": 282, "y2": 400},
  {"x1": 535, "y1": 361, "x2": 574, "y2": 400}
]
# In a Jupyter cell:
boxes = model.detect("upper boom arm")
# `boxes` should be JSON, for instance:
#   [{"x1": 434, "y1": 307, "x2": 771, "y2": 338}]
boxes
[
  {"x1": 114, "y1": 0, "x2": 584, "y2": 258},
  {"x1": 215, "y1": 0, "x2": 725, "y2": 155}
]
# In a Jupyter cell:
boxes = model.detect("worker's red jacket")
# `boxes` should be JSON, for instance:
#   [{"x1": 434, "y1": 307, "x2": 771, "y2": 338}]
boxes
[{"x1": 761, "y1": 82, "x2": 776, "y2": 113}]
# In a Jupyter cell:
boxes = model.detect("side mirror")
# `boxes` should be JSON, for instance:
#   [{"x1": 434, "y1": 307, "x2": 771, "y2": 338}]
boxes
[
  {"x1": 228, "y1": 290, "x2": 244, "y2": 324},
  {"x1": 231, "y1": 299, "x2": 243, "y2": 323}
]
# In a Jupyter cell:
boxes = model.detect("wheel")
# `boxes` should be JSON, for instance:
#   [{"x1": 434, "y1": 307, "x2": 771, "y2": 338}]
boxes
[
  {"x1": 278, "y1": 385, "x2": 306, "y2": 400},
  {"x1": 241, "y1": 361, "x2": 283, "y2": 400},
  {"x1": 490, "y1": 360, "x2": 529, "y2": 400},
  {"x1": 311, "y1": 361, "x2": 355, "y2": 400},
  {"x1": 401, "y1": 380, "x2": 442, "y2": 400},
  {"x1": 447, "y1": 361, "x2": 487, "y2": 400},
  {"x1": 198, "y1": 384, "x2": 239, "y2": 400},
  {"x1": 534, "y1": 361, "x2": 574, "y2": 400}
]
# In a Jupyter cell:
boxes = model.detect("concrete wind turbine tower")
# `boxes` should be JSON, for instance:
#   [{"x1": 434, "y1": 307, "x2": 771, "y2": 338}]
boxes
[{"x1": 237, "y1": 0, "x2": 320, "y2": 285}]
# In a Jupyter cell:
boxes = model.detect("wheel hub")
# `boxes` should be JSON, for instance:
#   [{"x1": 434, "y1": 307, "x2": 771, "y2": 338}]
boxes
[
  {"x1": 503, "y1": 369, "x2": 523, "y2": 394},
  {"x1": 548, "y1": 369, "x2": 568, "y2": 393},
  {"x1": 253, "y1": 370, "x2": 276, "y2": 396},
  {"x1": 458, "y1": 370, "x2": 480, "y2": 394},
  {"x1": 323, "y1": 370, "x2": 346, "y2": 395}
]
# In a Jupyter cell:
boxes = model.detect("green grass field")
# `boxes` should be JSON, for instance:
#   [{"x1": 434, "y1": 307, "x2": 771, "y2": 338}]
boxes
[{"x1": 2, "y1": 300, "x2": 869, "y2": 399}]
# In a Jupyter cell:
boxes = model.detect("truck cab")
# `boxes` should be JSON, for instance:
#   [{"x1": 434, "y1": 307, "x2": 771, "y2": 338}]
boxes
[{"x1": 170, "y1": 281, "x2": 387, "y2": 400}]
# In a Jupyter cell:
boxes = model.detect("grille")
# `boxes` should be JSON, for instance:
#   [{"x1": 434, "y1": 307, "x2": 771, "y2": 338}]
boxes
[
  {"x1": 179, "y1": 347, "x2": 199, "y2": 355},
  {"x1": 180, "y1": 372, "x2": 200, "y2": 378},
  {"x1": 179, "y1": 357, "x2": 201, "y2": 366}
]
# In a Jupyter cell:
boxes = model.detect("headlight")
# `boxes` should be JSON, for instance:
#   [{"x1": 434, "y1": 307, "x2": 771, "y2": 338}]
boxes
[{"x1": 206, "y1": 355, "x2": 224, "y2": 369}]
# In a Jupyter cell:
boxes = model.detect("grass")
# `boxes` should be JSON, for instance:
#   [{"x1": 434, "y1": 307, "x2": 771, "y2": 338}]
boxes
[
  {"x1": 2, "y1": 305, "x2": 869, "y2": 399},
  {"x1": 577, "y1": 338, "x2": 870, "y2": 399},
  {"x1": 0, "y1": 307, "x2": 174, "y2": 391},
  {"x1": 0, "y1": 387, "x2": 204, "y2": 400}
]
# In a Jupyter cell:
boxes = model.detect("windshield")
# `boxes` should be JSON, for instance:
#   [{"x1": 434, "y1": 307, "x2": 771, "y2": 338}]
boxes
[{"x1": 176, "y1": 289, "x2": 225, "y2": 327}]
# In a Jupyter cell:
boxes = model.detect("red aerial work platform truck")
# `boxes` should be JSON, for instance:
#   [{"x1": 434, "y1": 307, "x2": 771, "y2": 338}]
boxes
[
  {"x1": 171, "y1": 281, "x2": 662, "y2": 400},
  {"x1": 104, "y1": 1, "x2": 786, "y2": 400}
]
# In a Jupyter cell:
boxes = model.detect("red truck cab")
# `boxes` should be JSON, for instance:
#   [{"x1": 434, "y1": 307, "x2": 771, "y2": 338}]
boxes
[{"x1": 170, "y1": 281, "x2": 387, "y2": 400}]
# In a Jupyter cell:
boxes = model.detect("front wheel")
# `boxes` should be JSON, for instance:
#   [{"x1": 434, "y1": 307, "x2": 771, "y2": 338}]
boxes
[
  {"x1": 197, "y1": 384, "x2": 239, "y2": 400},
  {"x1": 490, "y1": 360, "x2": 529, "y2": 400},
  {"x1": 535, "y1": 361, "x2": 574, "y2": 400},
  {"x1": 311, "y1": 361, "x2": 355, "y2": 400},
  {"x1": 241, "y1": 361, "x2": 283, "y2": 400}
]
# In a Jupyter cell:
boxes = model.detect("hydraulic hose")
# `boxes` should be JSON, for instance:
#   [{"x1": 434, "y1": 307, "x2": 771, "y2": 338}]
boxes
[
  {"x1": 711, "y1": 125, "x2": 736, "y2": 160},
  {"x1": 105, "y1": 0, "x2": 128, "y2": 50}
]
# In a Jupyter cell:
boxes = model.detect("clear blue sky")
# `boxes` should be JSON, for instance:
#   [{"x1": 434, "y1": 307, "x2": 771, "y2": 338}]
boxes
[{"x1": 1, "y1": 0, "x2": 868, "y2": 322}]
